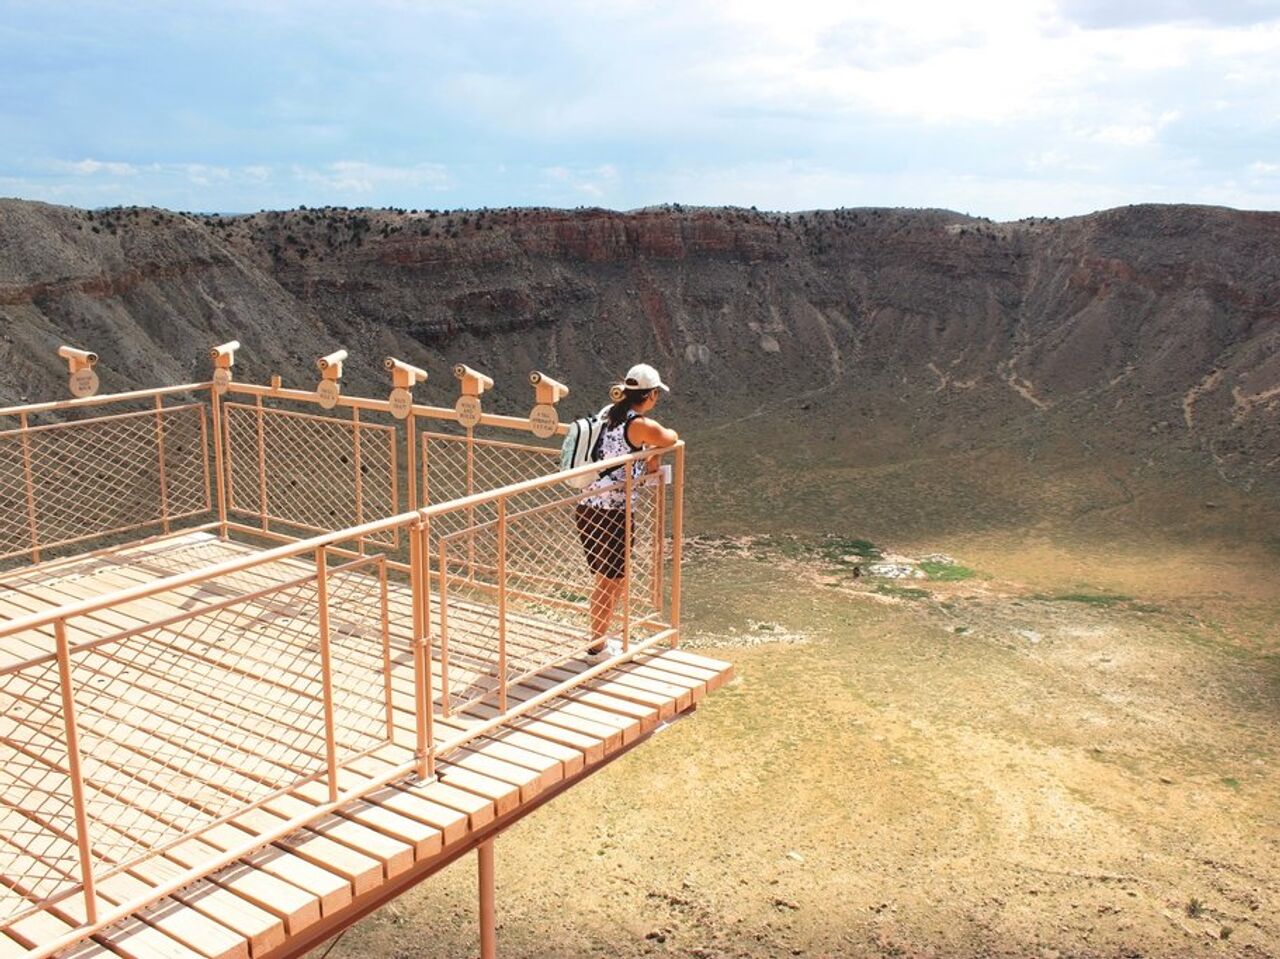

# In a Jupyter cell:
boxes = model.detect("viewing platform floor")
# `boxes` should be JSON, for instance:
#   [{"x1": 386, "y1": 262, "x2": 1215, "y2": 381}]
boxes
[{"x1": 0, "y1": 532, "x2": 732, "y2": 959}]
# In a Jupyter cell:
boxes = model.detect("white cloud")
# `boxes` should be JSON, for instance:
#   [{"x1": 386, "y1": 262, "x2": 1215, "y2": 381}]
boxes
[
  {"x1": 63, "y1": 159, "x2": 139, "y2": 177},
  {"x1": 5, "y1": 1, "x2": 1280, "y2": 216},
  {"x1": 292, "y1": 161, "x2": 451, "y2": 195},
  {"x1": 540, "y1": 163, "x2": 620, "y2": 199},
  {"x1": 1086, "y1": 110, "x2": 1179, "y2": 146}
]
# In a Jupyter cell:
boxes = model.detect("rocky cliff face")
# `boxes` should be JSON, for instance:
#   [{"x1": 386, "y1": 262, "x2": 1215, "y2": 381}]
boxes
[{"x1": 1, "y1": 198, "x2": 1277, "y2": 500}]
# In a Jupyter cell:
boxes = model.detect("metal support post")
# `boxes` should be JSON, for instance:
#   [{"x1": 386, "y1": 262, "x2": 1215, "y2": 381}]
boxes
[
  {"x1": 478, "y1": 839, "x2": 496, "y2": 959},
  {"x1": 315, "y1": 546, "x2": 340, "y2": 802},
  {"x1": 670, "y1": 444, "x2": 684, "y2": 647}
]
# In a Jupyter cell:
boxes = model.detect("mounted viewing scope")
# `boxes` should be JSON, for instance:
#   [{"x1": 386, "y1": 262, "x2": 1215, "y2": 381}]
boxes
[
  {"x1": 317, "y1": 349, "x2": 348, "y2": 376},
  {"x1": 529, "y1": 371, "x2": 568, "y2": 404},
  {"x1": 452, "y1": 364, "x2": 492, "y2": 428},
  {"x1": 58, "y1": 345, "x2": 98, "y2": 368},
  {"x1": 527, "y1": 371, "x2": 568, "y2": 438},
  {"x1": 315, "y1": 348, "x2": 347, "y2": 409},
  {"x1": 209, "y1": 340, "x2": 240, "y2": 367},
  {"x1": 58, "y1": 344, "x2": 100, "y2": 398},
  {"x1": 385, "y1": 357, "x2": 428, "y2": 419},
  {"x1": 453, "y1": 364, "x2": 493, "y2": 396},
  {"x1": 208, "y1": 340, "x2": 240, "y2": 394},
  {"x1": 384, "y1": 357, "x2": 428, "y2": 388}
]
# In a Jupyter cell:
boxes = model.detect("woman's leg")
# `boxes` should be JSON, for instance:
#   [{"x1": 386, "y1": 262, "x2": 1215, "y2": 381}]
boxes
[
  {"x1": 578, "y1": 504, "x2": 628, "y2": 653},
  {"x1": 587, "y1": 574, "x2": 625, "y2": 651}
]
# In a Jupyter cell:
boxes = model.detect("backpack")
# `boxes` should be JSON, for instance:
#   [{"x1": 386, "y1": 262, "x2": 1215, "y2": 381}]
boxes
[{"x1": 559, "y1": 406, "x2": 613, "y2": 488}]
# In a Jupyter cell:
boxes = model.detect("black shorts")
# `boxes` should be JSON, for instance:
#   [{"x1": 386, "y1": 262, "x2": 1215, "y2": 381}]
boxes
[{"x1": 574, "y1": 504, "x2": 629, "y2": 580}]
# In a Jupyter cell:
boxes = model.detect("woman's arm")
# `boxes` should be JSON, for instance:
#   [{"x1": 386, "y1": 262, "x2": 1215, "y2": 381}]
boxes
[
  {"x1": 628, "y1": 417, "x2": 679, "y2": 472},
  {"x1": 629, "y1": 417, "x2": 679, "y2": 449}
]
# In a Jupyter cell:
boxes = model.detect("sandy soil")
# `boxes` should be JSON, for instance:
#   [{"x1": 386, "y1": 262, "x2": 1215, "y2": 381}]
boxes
[{"x1": 328, "y1": 526, "x2": 1280, "y2": 958}]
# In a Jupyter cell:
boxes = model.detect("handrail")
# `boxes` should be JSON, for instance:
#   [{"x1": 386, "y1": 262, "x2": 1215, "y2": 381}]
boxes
[
  {"x1": 224, "y1": 380, "x2": 569, "y2": 435},
  {"x1": 0, "y1": 382, "x2": 212, "y2": 418},
  {"x1": 0, "y1": 441, "x2": 682, "y2": 649}
]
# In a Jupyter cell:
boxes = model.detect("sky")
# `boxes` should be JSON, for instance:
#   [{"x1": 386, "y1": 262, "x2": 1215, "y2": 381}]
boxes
[{"x1": 1, "y1": 0, "x2": 1279, "y2": 219}]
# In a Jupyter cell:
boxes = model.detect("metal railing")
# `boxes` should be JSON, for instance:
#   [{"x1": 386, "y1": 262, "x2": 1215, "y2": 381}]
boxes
[
  {"x1": 0, "y1": 387, "x2": 213, "y2": 564},
  {"x1": 222, "y1": 399, "x2": 400, "y2": 547},
  {"x1": 0, "y1": 376, "x2": 684, "y2": 958}
]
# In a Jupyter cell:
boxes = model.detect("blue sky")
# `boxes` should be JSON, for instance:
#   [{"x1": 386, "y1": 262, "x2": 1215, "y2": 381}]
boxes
[{"x1": 2, "y1": 0, "x2": 1279, "y2": 219}]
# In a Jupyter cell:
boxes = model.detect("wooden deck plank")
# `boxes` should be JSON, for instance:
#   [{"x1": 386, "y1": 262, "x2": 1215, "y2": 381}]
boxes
[
  {"x1": 200, "y1": 825, "x2": 350, "y2": 917},
  {"x1": 127, "y1": 859, "x2": 286, "y2": 957},
  {"x1": 256, "y1": 795, "x2": 414, "y2": 880},
  {"x1": 166, "y1": 841, "x2": 319, "y2": 936},
  {"x1": 320, "y1": 761, "x2": 471, "y2": 847},
  {"x1": 336, "y1": 759, "x2": 474, "y2": 845},
  {"x1": 653, "y1": 649, "x2": 735, "y2": 691},
  {"x1": 0, "y1": 932, "x2": 32, "y2": 959},
  {"x1": 0, "y1": 727, "x2": 314, "y2": 957},
  {"x1": 50, "y1": 895, "x2": 209, "y2": 959},
  {"x1": 230, "y1": 811, "x2": 379, "y2": 900},
  {"x1": 345, "y1": 757, "x2": 494, "y2": 829},
  {"x1": 94, "y1": 874, "x2": 249, "y2": 959},
  {"x1": 290, "y1": 783, "x2": 442, "y2": 862}
]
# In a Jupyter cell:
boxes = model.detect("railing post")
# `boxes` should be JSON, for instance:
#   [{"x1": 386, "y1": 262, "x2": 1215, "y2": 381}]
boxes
[
  {"x1": 438, "y1": 538, "x2": 451, "y2": 717},
  {"x1": 153, "y1": 395, "x2": 171, "y2": 534},
  {"x1": 465, "y1": 427, "x2": 476, "y2": 583},
  {"x1": 198, "y1": 403, "x2": 214, "y2": 520},
  {"x1": 407, "y1": 413, "x2": 419, "y2": 511},
  {"x1": 670, "y1": 444, "x2": 684, "y2": 648},
  {"x1": 352, "y1": 407, "x2": 365, "y2": 555},
  {"x1": 652, "y1": 459, "x2": 666, "y2": 611},
  {"x1": 210, "y1": 388, "x2": 230, "y2": 539},
  {"x1": 496, "y1": 498, "x2": 507, "y2": 711},
  {"x1": 622, "y1": 467, "x2": 633, "y2": 653},
  {"x1": 254, "y1": 395, "x2": 269, "y2": 532},
  {"x1": 478, "y1": 838, "x2": 496, "y2": 959},
  {"x1": 314, "y1": 547, "x2": 340, "y2": 802},
  {"x1": 418, "y1": 521, "x2": 436, "y2": 780},
  {"x1": 55, "y1": 618, "x2": 98, "y2": 924},
  {"x1": 409, "y1": 519, "x2": 435, "y2": 780},
  {"x1": 19, "y1": 411, "x2": 40, "y2": 562},
  {"x1": 378, "y1": 556, "x2": 394, "y2": 741}
]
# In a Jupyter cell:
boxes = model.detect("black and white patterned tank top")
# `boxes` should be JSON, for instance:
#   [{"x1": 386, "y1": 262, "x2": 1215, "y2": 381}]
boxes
[{"x1": 584, "y1": 412, "x2": 645, "y2": 509}]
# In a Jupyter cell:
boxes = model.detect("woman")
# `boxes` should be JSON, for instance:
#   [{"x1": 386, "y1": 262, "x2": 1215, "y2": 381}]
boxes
[{"x1": 574, "y1": 363, "x2": 679, "y2": 662}]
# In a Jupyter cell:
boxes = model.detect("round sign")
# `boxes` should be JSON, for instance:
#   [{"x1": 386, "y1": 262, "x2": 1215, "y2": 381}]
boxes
[
  {"x1": 389, "y1": 387, "x2": 413, "y2": 420},
  {"x1": 529, "y1": 403, "x2": 559, "y2": 439},
  {"x1": 212, "y1": 368, "x2": 232, "y2": 395},
  {"x1": 69, "y1": 367, "x2": 100, "y2": 399},
  {"x1": 455, "y1": 394, "x2": 482, "y2": 429},
  {"x1": 316, "y1": 379, "x2": 341, "y2": 410}
]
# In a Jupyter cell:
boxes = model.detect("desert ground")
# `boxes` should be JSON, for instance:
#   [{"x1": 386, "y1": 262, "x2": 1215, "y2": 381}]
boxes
[{"x1": 326, "y1": 436, "x2": 1280, "y2": 959}]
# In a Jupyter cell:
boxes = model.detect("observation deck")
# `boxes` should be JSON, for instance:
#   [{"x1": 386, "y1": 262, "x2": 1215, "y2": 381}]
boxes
[{"x1": 0, "y1": 346, "x2": 730, "y2": 959}]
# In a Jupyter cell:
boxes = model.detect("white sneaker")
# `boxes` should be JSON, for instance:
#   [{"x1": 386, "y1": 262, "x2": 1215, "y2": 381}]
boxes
[{"x1": 585, "y1": 637, "x2": 622, "y2": 665}]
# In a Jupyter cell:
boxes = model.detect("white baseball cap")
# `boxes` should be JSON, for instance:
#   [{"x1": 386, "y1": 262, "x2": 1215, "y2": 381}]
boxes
[{"x1": 622, "y1": 363, "x2": 669, "y2": 392}]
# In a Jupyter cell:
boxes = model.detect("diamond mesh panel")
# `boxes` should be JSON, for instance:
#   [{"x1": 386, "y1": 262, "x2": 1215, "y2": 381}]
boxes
[
  {"x1": 433, "y1": 470, "x2": 668, "y2": 714},
  {"x1": 0, "y1": 405, "x2": 210, "y2": 561},
  {"x1": 0, "y1": 556, "x2": 394, "y2": 930},
  {"x1": 224, "y1": 404, "x2": 398, "y2": 546},
  {"x1": 0, "y1": 656, "x2": 83, "y2": 925},
  {"x1": 421, "y1": 432, "x2": 559, "y2": 553}
]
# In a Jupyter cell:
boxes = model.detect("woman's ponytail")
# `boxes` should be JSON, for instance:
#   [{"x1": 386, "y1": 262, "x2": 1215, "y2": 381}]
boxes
[{"x1": 606, "y1": 387, "x2": 652, "y2": 427}]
